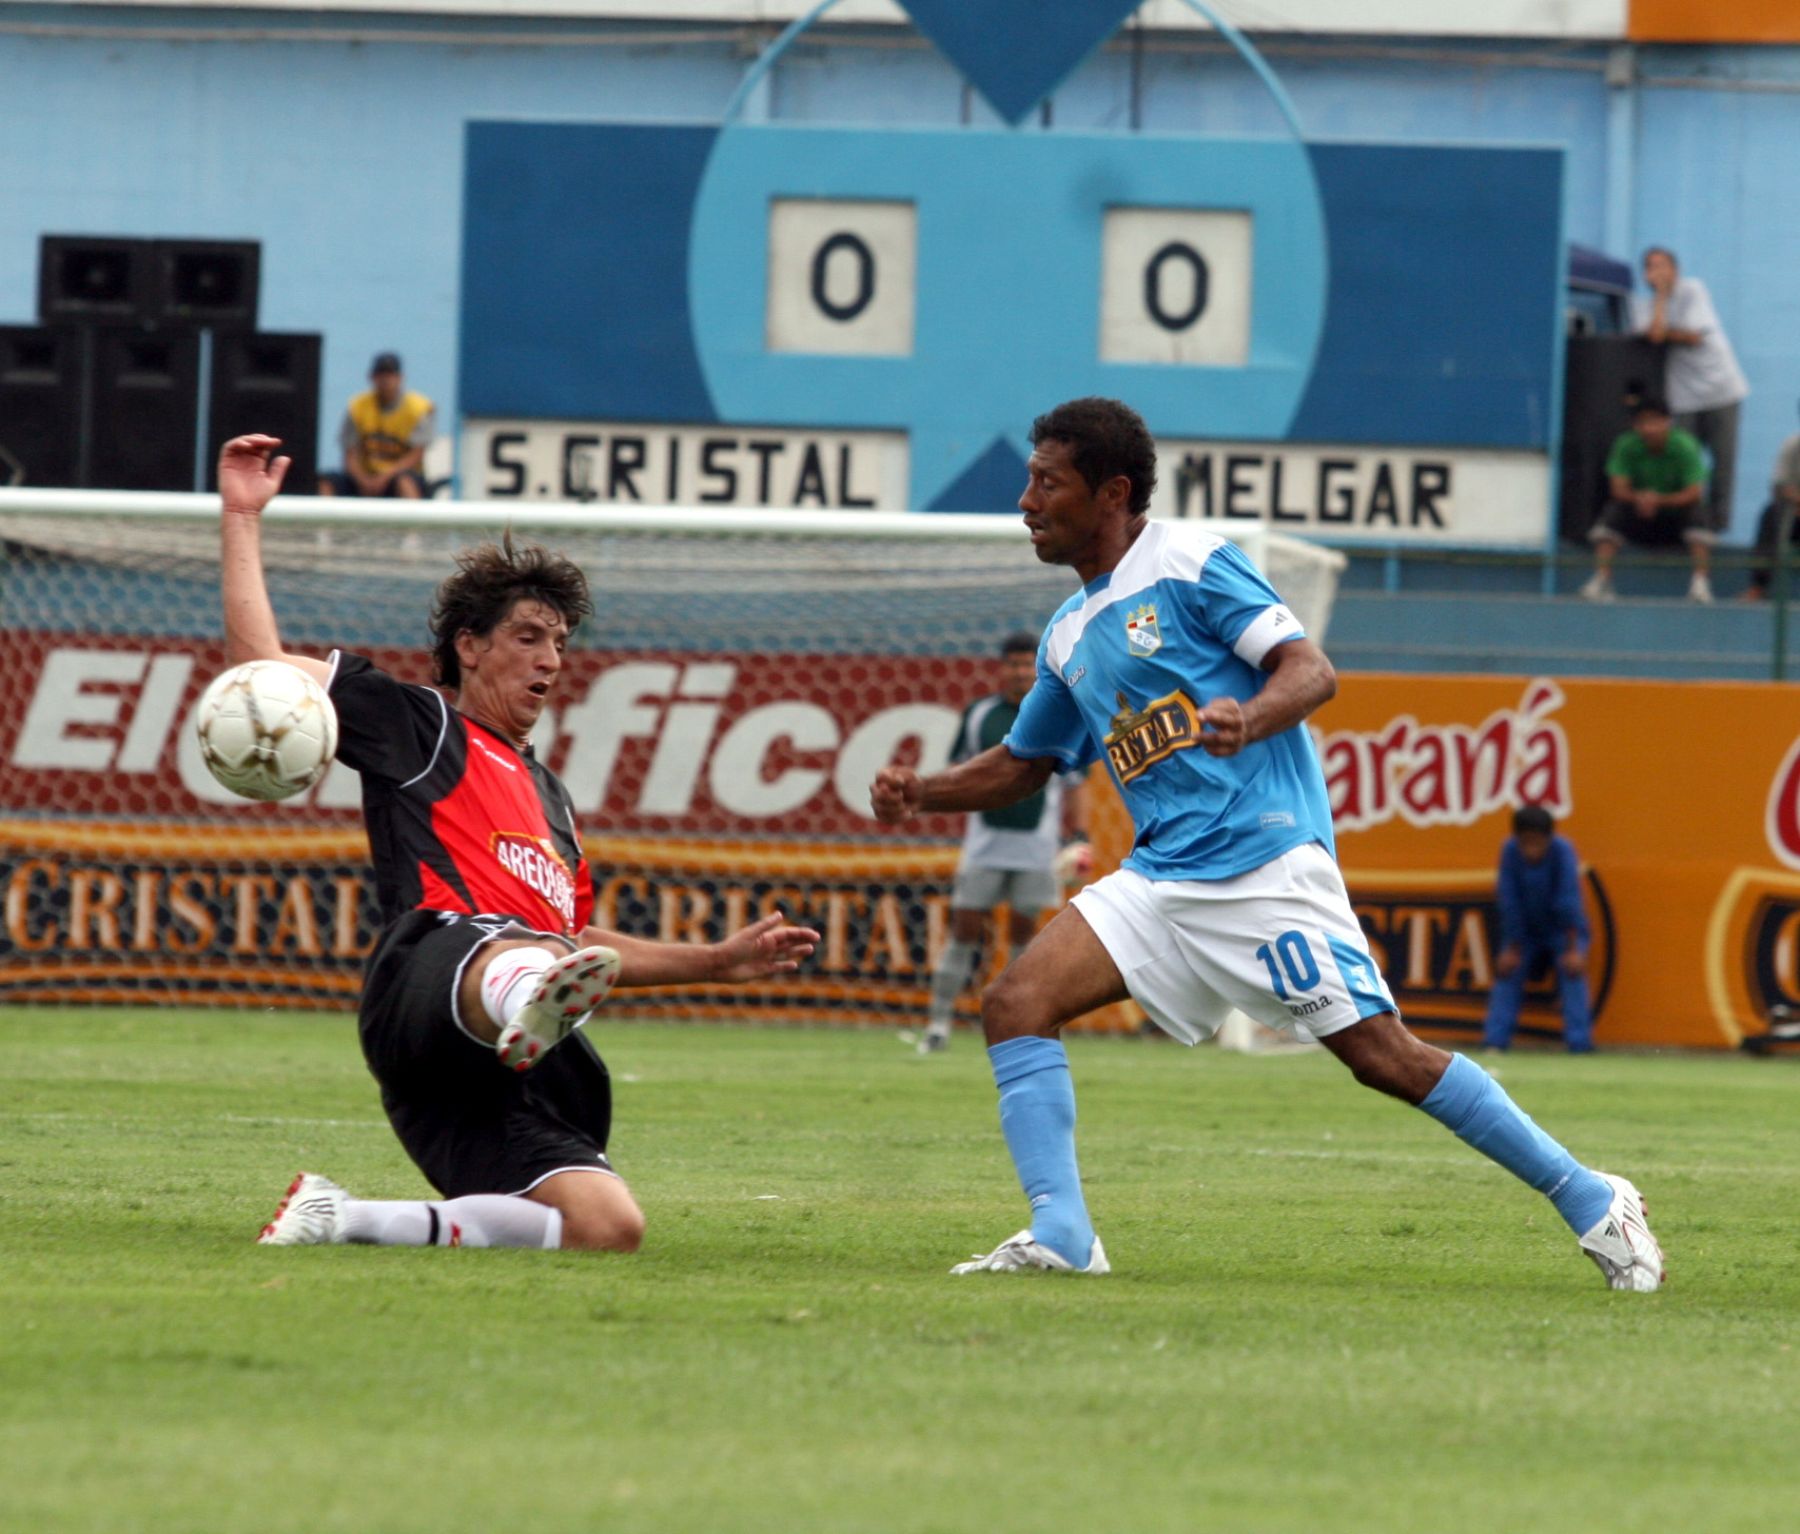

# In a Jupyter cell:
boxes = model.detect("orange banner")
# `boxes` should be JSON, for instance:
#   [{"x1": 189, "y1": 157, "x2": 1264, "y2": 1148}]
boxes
[
  {"x1": 1064, "y1": 670, "x2": 1800, "y2": 1048},
  {"x1": 1631, "y1": 0, "x2": 1800, "y2": 42},
  {"x1": 1250, "y1": 672, "x2": 1795, "y2": 1049}
]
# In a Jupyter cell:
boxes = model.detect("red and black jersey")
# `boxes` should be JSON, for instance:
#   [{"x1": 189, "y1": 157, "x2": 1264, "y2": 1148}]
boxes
[{"x1": 326, "y1": 651, "x2": 594, "y2": 935}]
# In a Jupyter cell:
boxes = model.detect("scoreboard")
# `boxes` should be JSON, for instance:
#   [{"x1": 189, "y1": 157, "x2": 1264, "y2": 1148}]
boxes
[{"x1": 460, "y1": 121, "x2": 1564, "y2": 544}]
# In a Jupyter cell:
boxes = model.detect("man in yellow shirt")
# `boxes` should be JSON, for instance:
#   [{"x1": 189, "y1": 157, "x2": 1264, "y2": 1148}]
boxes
[{"x1": 319, "y1": 352, "x2": 436, "y2": 499}]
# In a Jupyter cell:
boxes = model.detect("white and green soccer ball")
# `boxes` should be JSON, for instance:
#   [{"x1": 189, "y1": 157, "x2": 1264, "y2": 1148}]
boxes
[{"x1": 195, "y1": 659, "x2": 339, "y2": 802}]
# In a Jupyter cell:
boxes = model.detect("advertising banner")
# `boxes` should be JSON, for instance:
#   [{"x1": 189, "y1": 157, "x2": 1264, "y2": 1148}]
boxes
[
  {"x1": 1302, "y1": 673, "x2": 1800, "y2": 1050},
  {"x1": 7, "y1": 629, "x2": 1792, "y2": 1048},
  {"x1": 0, "y1": 630, "x2": 1004, "y2": 1019}
]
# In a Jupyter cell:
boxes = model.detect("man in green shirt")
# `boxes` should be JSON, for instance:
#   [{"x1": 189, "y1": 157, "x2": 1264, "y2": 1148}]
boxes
[{"x1": 1581, "y1": 395, "x2": 1712, "y2": 603}]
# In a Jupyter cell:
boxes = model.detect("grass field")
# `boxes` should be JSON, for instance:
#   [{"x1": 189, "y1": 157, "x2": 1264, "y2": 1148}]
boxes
[{"x1": 3, "y1": 1008, "x2": 1797, "y2": 1533}]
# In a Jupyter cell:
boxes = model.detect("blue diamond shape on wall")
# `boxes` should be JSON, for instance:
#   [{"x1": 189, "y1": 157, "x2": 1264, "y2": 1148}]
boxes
[
  {"x1": 926, "y1": 436, "x2": 1029, "y2": 513},
  {"x1": 902, "y1": 0, "x2": 1144, "y2": 125}
]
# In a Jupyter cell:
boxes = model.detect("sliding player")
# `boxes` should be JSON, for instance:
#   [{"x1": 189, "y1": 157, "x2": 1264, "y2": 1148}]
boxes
[
  {"x1": 220, "y1": 434, "x2": 818, "y2": 1253},
  {"x1": 871, "y1": 398, "x2": 1664, "y2": 1291}
]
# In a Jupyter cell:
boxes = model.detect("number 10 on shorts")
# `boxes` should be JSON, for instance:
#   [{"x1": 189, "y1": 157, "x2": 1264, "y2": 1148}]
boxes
[{"x1": 1254, "y1": 929, "x2": 1321, "y2": 1001}]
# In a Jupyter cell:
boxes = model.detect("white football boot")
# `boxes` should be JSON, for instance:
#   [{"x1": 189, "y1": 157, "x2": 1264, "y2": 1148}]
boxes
[
  {"x1": 495, "y1": 945, "x2": 621, "y2": 1072},
  {"x1": 1577, "y1": 1173, "x2": 1666, "y2": 1292},
  {"x1": 951, "y1": 1228, "x2": 1110, "y2": 1276},
  {"x1": 257, "y1": 1172, "x2": 349, "y2": 1245}
]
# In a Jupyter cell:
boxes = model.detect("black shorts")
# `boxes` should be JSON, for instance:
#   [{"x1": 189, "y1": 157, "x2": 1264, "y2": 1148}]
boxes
[
  {"x1": 1588, "y1": 498, "x2": 1710, "y2": 548},
  {"x1": 358, "y1": 909, "x2": 616, "y2": 1198}
]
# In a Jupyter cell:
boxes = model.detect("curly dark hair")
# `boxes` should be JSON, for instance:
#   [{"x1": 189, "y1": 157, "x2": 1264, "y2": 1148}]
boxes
[
  {"x1": 1029, "y1": 397, "x2": 1158, "y2": 517},
  {"x1": 429, "y1": 531, "x2": 593, "y2": 689}
]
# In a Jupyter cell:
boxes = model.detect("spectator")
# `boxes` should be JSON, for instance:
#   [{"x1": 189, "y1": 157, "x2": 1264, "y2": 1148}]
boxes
[
  {"x1": 319, "y1": 352, "x2": 435, "y2": 499},
  {"x1": 1633, "y1": 247, "x2": 1749, "y2": 533},
  {"x1": 1580, "y1": 395, "x2": 1712, "y2": 603},
  {"x1": 1483, "y1": 806, "x2": 1593, "y2": 1055},
  {"x1": 1741, "y1": 401, "x2": 1800, "y2": 602}
]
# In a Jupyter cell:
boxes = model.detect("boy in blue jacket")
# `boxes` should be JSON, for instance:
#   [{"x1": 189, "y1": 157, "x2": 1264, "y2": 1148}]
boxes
[{"x1": 1483, "y1": 805, "x2": 1593, "y2": 1053}]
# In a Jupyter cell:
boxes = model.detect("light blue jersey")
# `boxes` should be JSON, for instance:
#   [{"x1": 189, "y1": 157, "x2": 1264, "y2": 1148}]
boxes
[{"x1": 1005, "y1": 522, "x2": 1334, "y2": 882}]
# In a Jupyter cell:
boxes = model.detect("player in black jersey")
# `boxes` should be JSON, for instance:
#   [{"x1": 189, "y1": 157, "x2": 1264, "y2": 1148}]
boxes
[{"x1": 218, "y1": 435, "x2": 819, "y2": 1254}]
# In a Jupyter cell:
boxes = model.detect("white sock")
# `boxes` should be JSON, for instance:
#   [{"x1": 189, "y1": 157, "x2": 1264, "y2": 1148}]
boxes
[
  {"x1": 479, "y1": 946, "x2": 558, "y2": 1028},
  {"x1": 928, "y1": 940, "x2": 981, "y2": 1029},
  {"x1": 342, "y1": 1196, "x2": 563, "y2": 1249}
]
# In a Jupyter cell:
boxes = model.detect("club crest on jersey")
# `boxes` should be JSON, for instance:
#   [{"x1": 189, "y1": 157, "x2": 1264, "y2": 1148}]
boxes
[{"x1": 1125, "y1": 603, "x2": 1161, "y2": 657}]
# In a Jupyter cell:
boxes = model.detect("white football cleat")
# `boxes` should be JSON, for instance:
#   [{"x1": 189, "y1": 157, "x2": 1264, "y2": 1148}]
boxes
[
  {"x1": 496, "y1": 945, "x2": 621, "y2": 1072},
  {"x1": 1577, "y1": 1173, "x2": 1665, "y2": 1292},
  {"x1": 257, "y1": 1172, "x2": 349, "y2": 1245},
  {"x1": 1578, "y1": 571, "x2": 1616, "y2": 603},
  {"x1": 950, "y1": 1228, "x2": 1110, "y2": 1275}
]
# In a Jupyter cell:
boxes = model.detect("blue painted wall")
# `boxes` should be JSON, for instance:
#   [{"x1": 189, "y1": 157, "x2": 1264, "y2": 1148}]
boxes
[{"x1": 0, "y1": 13, "x2": 1794, "y2": 534}]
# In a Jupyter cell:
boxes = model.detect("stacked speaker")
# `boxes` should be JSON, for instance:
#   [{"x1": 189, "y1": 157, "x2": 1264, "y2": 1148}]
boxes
[
  {"x1": 0, "y1": 235, "x2": 320, "y2": 491},
  {"x1": 1558, "y1": 334, "x2": 1666, "y2": 544}
]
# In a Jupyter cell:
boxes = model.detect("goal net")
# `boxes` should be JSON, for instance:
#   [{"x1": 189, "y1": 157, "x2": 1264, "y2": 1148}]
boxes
[{"x1": 0, "y1": 492, "x2": 1344, "y2": 1029}]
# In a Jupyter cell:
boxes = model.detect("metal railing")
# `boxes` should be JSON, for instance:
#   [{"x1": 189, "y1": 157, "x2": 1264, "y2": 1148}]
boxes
[{"x1": 1325, "y1": 538, "x2": 1800, "y2": 682}]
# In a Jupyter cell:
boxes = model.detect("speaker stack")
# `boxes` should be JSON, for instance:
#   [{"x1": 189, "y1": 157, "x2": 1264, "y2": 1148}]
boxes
[
  {"x1": 1559, "y1": 334, "x2": 1666, "y2": 544},
  {"x1": 0, "y1": 234, "x2": 318, "y2": 491},
  {"x1": 205, "y1": 330, "x2": 321, "y2": 493}
]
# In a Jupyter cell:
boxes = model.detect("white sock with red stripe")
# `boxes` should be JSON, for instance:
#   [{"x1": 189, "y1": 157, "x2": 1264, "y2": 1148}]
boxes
[
  {"x1": 479, "y1": 946, "x2": 559, "y2": 1029},
  {"x1": 342, "y1": 1196, "x2": 563, "y2": 1249}
]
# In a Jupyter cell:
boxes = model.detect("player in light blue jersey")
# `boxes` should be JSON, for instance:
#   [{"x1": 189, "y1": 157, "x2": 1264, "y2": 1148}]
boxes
[{"x1": 871, "y1": 398, "x2": 1664, "y2": 1291}]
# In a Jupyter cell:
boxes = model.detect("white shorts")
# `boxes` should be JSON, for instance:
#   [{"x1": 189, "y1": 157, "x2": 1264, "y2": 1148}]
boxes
[
  {"x1": 1071, "y1": 842, "x2": 1397, "y2": 1046},
  {"x1": 951, "y1": 862, "x2": 1059, "y2": 916}
]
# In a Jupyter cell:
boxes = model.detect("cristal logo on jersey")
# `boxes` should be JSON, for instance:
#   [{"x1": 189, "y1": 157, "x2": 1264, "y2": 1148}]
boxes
[
  {"x1": 491, "y1": 831, "x2": 577, "y2": 928},
  {"x1": 1124, "y1": 603, "x2": 1162, "y2": 657},
  {"x1": 1103, "y1": 688, "x2": 1201, "y2": 784}
]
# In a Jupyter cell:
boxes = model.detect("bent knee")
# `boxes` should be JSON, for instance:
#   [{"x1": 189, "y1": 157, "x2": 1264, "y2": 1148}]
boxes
[
  {"x1": 560, "y1": 1202, "x2": 646, "y2": 1254},
  {"x1": 979, "y1": 970, "x2": 1050, "y2": 1043}
]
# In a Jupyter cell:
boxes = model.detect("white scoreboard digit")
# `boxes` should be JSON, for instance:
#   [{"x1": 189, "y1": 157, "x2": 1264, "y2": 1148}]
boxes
[
  {"x1": 1099, "y1": 207, "x2": 1252, "y2": 368},
  {"x1": 765, "y1": 198, "x2": 918, "y2": 357}
]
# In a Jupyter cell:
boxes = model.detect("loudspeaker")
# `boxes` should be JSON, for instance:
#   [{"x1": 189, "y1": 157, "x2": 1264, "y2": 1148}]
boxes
[
  {"x1": 38, "y1": 236, "x2": 154, "y2": 326},
  {"x1": 206, "y1": 331, "x2": 322, "y2": 492},
  {"x1": 1559, "y1": 334, "x2": 1666, "y2": 542},
  {"x1": 155, "y1": 240, "x2": 260, "y2": 330},
  {"x1": 0, "y1": 326, "x2": 83, "y2": 488},
  {"x1": 85, "y1": 327, "x2": 201, "y2": 491},
  {"x1": 38, "y1": 235, "x2": 262, "y2": 331}
]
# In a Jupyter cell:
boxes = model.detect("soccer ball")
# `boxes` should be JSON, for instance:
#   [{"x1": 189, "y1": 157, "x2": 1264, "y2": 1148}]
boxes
[{"x1": 195, "y1": 660, "x2": 339, "y2": 802}]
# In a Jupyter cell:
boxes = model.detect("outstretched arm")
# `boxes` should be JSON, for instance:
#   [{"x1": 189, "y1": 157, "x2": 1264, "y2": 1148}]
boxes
[
  {"x1": 870, "y1": 744, "x2": 1055, "y2": 825},
  {"x1": 576, "y1": 910, "x2": 819, "y2": 986},
  {"x1": 219, "y1": 434, "x2": 331, "y2": 684}
]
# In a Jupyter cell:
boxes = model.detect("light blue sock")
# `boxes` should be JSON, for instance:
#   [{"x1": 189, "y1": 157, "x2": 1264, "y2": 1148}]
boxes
[
  {"x1": 988, "y1": 1036, "x2": 1096, "y2": 1268},
  {"x1": 1419, "y1": 1052, "x2": 1613, "y2": 1234}
]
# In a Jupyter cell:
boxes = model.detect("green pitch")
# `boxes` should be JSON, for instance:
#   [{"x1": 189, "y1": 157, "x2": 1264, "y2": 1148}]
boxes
[{"x1": 2, "y1": 1009, "x2": 1796, "y2": 1534}]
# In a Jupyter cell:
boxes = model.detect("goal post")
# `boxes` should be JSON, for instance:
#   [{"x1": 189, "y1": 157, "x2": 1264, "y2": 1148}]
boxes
[{"x1": 0, "y1": 489, "x2": 1344, "y2": 1028}]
